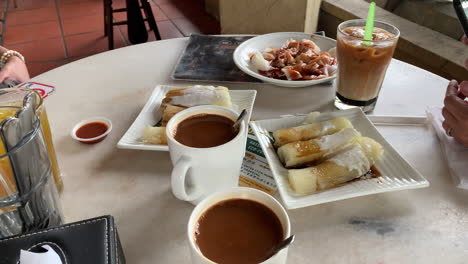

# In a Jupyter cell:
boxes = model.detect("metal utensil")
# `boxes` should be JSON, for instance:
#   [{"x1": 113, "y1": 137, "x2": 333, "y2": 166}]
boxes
[
  {"x1": 265, "y1": 235, "x2": 295, "y2": 259},
  {"x1": 232, "y1": 109, "x2": 247, "y2": 134}
]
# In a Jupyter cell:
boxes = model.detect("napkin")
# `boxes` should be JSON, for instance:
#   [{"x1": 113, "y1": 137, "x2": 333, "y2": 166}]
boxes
[
  {"x1": 427, "y1": 107, "x2": 468, "y2": 189},
  {"x1": 20, "y1": 245, "x2": 62, "y2": 264}
]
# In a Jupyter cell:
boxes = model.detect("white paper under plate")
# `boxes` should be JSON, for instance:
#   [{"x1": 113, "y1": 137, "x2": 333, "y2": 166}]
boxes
[
  {"x1": 117, "y1": 85, "x2": 257, "y2": 151},
  {"x1": 250, "y1": 108, "x2": 429, "y2": 209}
]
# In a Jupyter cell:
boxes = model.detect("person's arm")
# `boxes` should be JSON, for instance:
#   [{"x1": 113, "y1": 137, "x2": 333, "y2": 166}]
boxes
[{"x1": 0, "y1": 46, "x2": 29, "y2": 83}]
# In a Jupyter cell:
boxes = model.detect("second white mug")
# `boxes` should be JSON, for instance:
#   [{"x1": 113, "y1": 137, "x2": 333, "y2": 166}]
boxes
[
  {"x1": 166, "y1": 105, "x2": 246, "y2": 204},
  {"x1": 187, "y1": 187, "x2": 291, "y2": 264}
]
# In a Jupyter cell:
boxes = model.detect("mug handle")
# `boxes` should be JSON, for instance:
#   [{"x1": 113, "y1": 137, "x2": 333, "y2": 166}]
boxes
[{"x1": 171, "y1": 156, "x2": 200, "y2": 202}]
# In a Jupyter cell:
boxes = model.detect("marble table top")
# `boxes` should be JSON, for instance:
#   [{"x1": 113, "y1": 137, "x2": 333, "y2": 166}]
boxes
[{"x1": 33, "y1": 38, "x2": 468, "y2": 263}]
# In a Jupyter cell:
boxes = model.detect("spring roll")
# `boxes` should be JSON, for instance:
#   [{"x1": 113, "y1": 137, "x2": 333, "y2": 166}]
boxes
[
  {"x1": 273, "y1": 117, "x2": 353, "y2": 147},
  {"x1": 141, "y1": 126, "x2": 167, "y2": 145},
  {"x1": 162, "y1": 85, "x2": 232, "y2": 108},
  {"x1": 161, "y1": 105, "x2": 186, "y2": 126},
  {"x1": 288, "y1": 137, "x2": 383, "y2": 195},
  {"x1": 277, "y1": 128, "x2": 360, "y2": 168}
]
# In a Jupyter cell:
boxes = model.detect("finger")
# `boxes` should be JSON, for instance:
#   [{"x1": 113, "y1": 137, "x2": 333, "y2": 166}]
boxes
[
  {"x1": 442, "y1": 120, "x2": 453, "y2": 137},
  {"x1": 442, "y1": 116, "x2": 468, "y2": 146},
  {"x1": 454, "y1": 135, "x2": 468, "y2": 148},
  {"x1": 442, "y1": 120, "x2": 451, "y2": 135},
  {"x1": 446, "y1": 124, "x2": 468, "y2": 146},
  {"x1": 456, "y1": 139, "x2": 468, "y2": 148},
  {"x1": 445, "y1": 79, "x2": 465, "y2": 101},
  {"x1": 446, "y1": 80, "x2": 458, "y2": 97},
  {"x1": 444, "y1": 89, "x2": 468, "y2": 117},
  {"x1": 442, "y1": 107, "x2": 459, "y2": 124},
  {"x1": 444, "y1": 95, "x2": 468, "y2": 118},
  {"x1": 441, "y1": 120, "x2": 459, "y2": 139},
  {"x1": 441, "y1": 110, "x2": 459, "y2": 137},
  {"x1": 460, "y1": 81, "x2": 468, "y2": 98},
  {"x1": 462, "y1": 34, "x2": 468, "y2": 45}
]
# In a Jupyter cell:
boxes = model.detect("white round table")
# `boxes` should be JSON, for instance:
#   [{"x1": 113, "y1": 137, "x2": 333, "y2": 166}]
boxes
[{"x1": 33, "y1": 38, "x2": 468, "y2": 263}]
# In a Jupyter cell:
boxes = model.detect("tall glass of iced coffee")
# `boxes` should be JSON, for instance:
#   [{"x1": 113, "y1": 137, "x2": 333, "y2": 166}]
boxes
[{"x1": 335, "y1": 19, "x2": 400, "y2": 113}]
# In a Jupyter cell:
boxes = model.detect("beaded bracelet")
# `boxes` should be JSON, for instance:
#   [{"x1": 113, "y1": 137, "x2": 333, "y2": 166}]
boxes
[{"x1": 0, "y1": 50, "x2": 25, "y2": 66}]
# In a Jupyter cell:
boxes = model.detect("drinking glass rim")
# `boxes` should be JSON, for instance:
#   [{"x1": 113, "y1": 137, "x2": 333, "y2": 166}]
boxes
[{"x1": 338, "y1": 19, "x2": 400, "y2": 42}]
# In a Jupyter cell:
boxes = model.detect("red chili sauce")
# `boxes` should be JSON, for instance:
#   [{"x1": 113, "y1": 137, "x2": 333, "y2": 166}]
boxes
[{"x1": 76, "y1": 122, "x2": 109, "y2": 142}]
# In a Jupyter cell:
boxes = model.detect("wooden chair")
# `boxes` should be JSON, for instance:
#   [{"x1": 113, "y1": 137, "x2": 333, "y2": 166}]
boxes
[{"x1": 104, "y1": 0, "x2": 162, "y2": 49}]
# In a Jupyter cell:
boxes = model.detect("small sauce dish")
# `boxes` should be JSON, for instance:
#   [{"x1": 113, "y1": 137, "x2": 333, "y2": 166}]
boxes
[{"x1": 71, "y1": 117, "x2": 112, "y2": 144}]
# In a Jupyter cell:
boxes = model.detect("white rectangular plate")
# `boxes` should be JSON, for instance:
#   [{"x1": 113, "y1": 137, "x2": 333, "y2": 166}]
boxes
[
  {"x1": 117, "y1": 85, "x2": 257, "y2": 151},
  {"x1": 250, "y1": 108, "x2": 429, "y2": 209}
]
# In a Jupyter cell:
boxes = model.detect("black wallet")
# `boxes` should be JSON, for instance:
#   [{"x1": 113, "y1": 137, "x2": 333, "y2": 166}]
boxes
[{"x1": 0, "y1": 215, "x2": 126, "y2": 264}]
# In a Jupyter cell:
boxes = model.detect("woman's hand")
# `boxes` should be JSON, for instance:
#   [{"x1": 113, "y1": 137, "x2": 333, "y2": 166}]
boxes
[
  {"x1": 0, "y1": 56, "x2": 30, "y2": 83},
  {"x1": 442, "y1": 35, "x2": 468, "y2": 146},
  {"x1": 442, "y1": 80, "x2": 468, "y2": 147}
]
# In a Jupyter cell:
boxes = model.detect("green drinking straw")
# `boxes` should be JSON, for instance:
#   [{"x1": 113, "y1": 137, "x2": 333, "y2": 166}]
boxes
[{"x1": 363, "y1": 2, "x2": 376, "y2": 45}]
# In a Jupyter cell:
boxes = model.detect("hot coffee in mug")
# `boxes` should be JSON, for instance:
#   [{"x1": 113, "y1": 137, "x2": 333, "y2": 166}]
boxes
[
  {"x1": 166, "y1": 105, "x2": 247, "y2": 204},
  {"x1": 188, "y1": 187, "x2": 291, "y2": 264},
  {"x1": 173, "y1": 113, "x2": 237, "y2": 148},
  {"x1": 195, "y1": 198, "x2": 284, "y2": 264}
]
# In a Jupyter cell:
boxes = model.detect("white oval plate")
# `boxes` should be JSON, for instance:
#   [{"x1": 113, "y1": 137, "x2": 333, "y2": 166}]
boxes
[{"x1": 233, "y1": 32, "x2": 337, "y2": 88}]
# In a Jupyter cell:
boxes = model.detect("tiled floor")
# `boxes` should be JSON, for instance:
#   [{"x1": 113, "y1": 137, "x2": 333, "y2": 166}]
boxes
[{"x1": 0, "y1": 0, "x2": 220, "y2": 77}]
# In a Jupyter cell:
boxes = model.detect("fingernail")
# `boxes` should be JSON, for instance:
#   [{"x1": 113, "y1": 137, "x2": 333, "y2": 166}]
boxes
[{"x1": 450, "y1": 80, "x2": 458, "y2": 86}]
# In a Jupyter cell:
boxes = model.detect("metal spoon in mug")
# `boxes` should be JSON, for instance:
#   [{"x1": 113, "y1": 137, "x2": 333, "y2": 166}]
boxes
[
  {"x1": 232, "y1": 109, "x2": 247, "y2": 134},
  {"x1": 265, "y1": 235, "x2": 295, "y2": 259}
]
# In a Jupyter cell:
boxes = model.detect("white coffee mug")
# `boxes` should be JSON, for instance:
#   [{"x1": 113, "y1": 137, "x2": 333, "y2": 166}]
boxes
[
  {"x1": 187, "y1": 187, "x2": 291, "y2": 264},
  {"x1": 166, "y1": 105, "x2": 246, "y2": 204}
]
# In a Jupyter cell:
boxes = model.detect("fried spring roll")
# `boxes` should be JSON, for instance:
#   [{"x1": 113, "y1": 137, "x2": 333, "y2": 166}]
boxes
[
  {"x1": 288, "y1": 137, "x2": 383, "y2": 195},
  {"x1": 277, "y1": 128, "x2": 360, "y2": 168},
  {"x1": 273, "y1": 117, "x2": 353, "y2": 147},
  {"x1": 141, "y1": 126, "x2": 167, "y2": 145},
  {"x1": 162, "y1": 85, "x2": 232, "y2": 108},
  {"x1": 161, "y1": 105, "x2": 186, "y2": 126}
]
